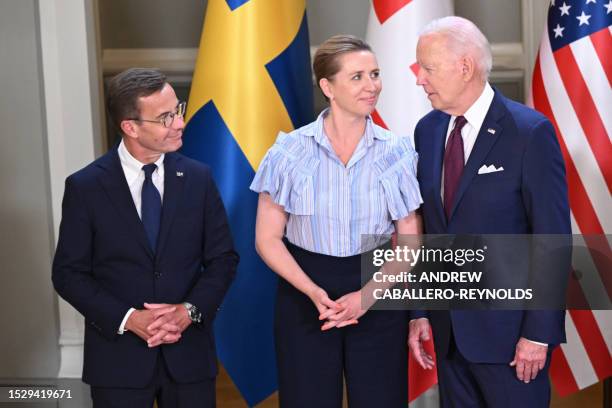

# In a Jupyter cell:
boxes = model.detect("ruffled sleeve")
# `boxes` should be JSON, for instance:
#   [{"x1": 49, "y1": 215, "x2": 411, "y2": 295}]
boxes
[
  {"x1": 250, "y1": 131, "x2": 319, "y2": 215},
  {"x1": 374, "y1": 137, "x2": 423, "y2": 220}
]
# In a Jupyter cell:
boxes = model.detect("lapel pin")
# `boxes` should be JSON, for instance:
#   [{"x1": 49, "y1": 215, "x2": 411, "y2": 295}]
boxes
[
  {"x1": 487, "y1": 128, "x2": 496, "y2": 135},
  {"x1": 176, "y1": 171, "x2": 184, "y2": 177}
]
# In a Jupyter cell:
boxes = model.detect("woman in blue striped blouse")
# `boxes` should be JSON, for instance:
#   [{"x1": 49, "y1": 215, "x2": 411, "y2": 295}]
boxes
[{"x1": 251, "y1": 35, "x2": 423, "y2": 408}]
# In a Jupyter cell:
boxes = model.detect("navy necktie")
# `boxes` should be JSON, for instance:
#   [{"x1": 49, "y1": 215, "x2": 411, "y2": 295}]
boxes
[
  {"x1": 443, "y1": 116, "x2": 467, "y2": 219},
  {"x1": 141, "y1": 163, "x2": 161, "y2": 251}
]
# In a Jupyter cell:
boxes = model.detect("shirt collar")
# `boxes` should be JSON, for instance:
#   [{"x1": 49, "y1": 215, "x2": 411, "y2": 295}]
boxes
[
  {"x1": 312, "y1": 107, "x2": 385, "y2": 148},
  {"x1": 118, "y1": 139, "x2": 165, "y2": 184},
  {"x1": 458, "y1": 82, "x2": 494, "y2": 132}
]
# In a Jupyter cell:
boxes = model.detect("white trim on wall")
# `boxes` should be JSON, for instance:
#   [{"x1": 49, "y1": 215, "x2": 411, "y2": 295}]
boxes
[
  {"x1": 39, "y1": 0, "x2": 102, "y2": 378},
  {"x1": 103, "y1": 48, "x2": 198, "y2": 75},
  {"x1": 521, "y1": 0, "x2": 550, "y2": 98},
  {"x1": 102, "y1": 42, "x2": 525, "y2": 77},
  {"x1": 490, "y1": 42, "x2": 524, "y2": 71}
]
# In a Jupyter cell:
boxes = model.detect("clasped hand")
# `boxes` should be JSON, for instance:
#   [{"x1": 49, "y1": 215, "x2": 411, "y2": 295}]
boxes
[
  {"x1": 309, "y1": 287, "x2": 366, "y2": 331},
  {"x1": 125, "y1": 303, "x2": 192, "y2": 348}
]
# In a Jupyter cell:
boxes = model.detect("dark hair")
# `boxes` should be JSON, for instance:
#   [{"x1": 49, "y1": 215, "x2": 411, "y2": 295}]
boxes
[
  {"x1": 313, "y1": 34, "x2": 372, "y2": 91},
  {"x1": 106, "y1": 68, "x2": 167, "y2": 134}
]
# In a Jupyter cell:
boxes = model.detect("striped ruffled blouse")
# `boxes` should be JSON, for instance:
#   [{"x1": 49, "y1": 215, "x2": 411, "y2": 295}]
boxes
[{"x1": 250, "y1": 109, "x2": 422, "y2": 257}]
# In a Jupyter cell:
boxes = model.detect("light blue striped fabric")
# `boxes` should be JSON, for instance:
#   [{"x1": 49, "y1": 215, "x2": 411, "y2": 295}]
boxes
[{"x1": 250, "y1": 109, "x2": 422, "y2": 257}]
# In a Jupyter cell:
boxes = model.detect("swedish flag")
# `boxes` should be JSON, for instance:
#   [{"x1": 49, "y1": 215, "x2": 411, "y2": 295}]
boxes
[{"x1": 181, "y1": 0, "x2": 313, "y2": 405}]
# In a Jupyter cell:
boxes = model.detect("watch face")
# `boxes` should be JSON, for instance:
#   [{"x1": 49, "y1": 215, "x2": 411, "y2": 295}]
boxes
[{"x1": 187, "y1": 305, "x2": 201, "y2": 322}]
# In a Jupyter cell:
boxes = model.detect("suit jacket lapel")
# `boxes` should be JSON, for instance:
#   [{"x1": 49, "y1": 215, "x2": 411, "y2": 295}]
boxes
[
  {"x1": 433, "y1": 114, "x2": 450, "y2": 228},
  {"x1": 96, "y1": 148, "x2": 154, "y2": 259},
  {"x1": 448, "y1": 92, "x2": 505, "y2": 220},
  {"x1": 156, "y1": 153, "x2": 185, "y2": 261}
]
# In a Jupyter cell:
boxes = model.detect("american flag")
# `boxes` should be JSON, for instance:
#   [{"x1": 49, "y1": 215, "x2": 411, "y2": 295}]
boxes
[{"x1": 529, "y1": 0, "x2": 612, "y2": 396}]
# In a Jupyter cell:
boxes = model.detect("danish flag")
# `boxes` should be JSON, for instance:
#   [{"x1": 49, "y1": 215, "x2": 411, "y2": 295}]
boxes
[{"x1": 366, "y1": 0, "x2": 453, "y2": 402}]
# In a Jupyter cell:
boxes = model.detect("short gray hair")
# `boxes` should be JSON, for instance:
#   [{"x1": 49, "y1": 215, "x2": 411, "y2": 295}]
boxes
[{"x1": 420, "y1": 16, "x2": 492, "y2": 80}]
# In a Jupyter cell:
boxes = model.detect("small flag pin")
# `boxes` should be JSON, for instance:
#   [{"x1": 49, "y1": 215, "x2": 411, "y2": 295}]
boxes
[
  {"x1": 176, "y1": 171, "x2": 184, "y2": 177},
  {"x1": 487, "y1": 128, "x2": 496, "y2": 134}
]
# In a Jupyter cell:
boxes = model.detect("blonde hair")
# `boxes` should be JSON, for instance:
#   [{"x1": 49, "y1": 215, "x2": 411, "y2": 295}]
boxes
[{"x1": 313, "y1": 34, "x2": 373, "y2": 88}]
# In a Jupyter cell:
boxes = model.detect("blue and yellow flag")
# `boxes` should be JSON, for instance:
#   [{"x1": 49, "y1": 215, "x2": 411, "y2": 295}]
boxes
[{"x1": 181, "y1": 0, "x2": 313, "y2": 405}]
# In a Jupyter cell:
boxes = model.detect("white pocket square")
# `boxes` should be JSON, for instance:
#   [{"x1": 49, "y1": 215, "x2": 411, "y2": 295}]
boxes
[{"x1": 478, "y1": 164, "x2": 504, "y2": 174}]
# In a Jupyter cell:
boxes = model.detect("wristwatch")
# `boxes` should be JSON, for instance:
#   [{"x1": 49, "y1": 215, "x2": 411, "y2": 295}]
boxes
[{"x1": 182, "y1": 302, "x2": 202, "y2": 323}]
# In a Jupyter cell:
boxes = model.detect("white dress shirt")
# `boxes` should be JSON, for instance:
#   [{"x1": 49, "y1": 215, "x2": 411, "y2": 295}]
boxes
[
  {"x1": 440, "y1": 82, "x2": 495, "y2": 199},
  {"x1": 118, "y1": 139, "x2": 165, "y2": 217},
  {"x1": 116, "y1": 140, "x2": 165, "y2": 334},
  {"x1": 445, "y1": 82, "x2": 495, "y2": 163}
]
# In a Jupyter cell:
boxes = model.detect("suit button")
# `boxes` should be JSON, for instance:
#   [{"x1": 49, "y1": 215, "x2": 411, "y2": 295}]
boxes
[{"x1": 154, "y1": 271, "x2": 162, "y2": 278}]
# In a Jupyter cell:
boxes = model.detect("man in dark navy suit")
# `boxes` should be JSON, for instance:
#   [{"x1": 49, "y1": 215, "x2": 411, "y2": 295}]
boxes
[
  {"x1": 407, "y1": 17, "x2": 570, "y2": 407},
  {"x1": 53, "y1": 68, "x2": 238, "y2": 407}
]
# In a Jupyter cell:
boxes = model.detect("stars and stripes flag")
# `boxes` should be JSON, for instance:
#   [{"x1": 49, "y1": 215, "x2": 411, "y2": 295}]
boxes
[
  {"x1": 365, "y1": 0, "x2": 453, "y2": 402},
  {"x1": 528, "y1": 0, "x2": 612, "y2": 396}
]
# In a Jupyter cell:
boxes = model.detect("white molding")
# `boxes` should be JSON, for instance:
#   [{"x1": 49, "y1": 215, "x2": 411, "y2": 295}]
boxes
[
  {"x1": 88, "y1": 0, "x2": 107, "y2": 154},
  {"x1": 489, "y1": 70, "x2": 524, "y2": 81},
  {"x1": 103, "y1": 48, "x2": 198, "y2": 75},
  {"x1": 39, "y1": 0, "x2": 100, "y2": 379},
  {"x1": 102, "y1": 42, "x2": 525, "y2": 76},
  {"x1": 490, "y1": 42, "x2": 524, "y2": 71},
  {"x1": 522, "y1": 0, "x2": 550, "y2": 99},
  {"x1": 58, "y1": 344, "x2": 84, "y2": 378}
]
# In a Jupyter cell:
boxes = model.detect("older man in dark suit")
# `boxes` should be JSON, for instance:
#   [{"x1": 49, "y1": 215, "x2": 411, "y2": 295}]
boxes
[
  {"x1": 408, "y1": 17, "x2": 570, "y2": 408},
  {"x1": 53, "y1": 68, "x2": 238, "y2": 408}
]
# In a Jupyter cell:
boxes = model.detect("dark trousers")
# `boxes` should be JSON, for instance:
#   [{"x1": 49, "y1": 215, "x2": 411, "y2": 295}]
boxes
[
  {"x1": 276, "y1": 242, "x2": 408, "y2": 408},
  {"x1": 437, "y1": 333, "x2": 551, "y2": 408},
  {"x1": 90, "y1": 355, "x2": 215, "y2": 408}
]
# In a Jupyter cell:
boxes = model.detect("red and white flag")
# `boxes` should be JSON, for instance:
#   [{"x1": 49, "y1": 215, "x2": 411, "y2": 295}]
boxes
[
  {"x1": 529, "y1": 0, "x2": 612, "y2": 396},
  {"x1": 366, "y1": 0, "x2": 453, "y2": 142},
  {"x1": 365, "y1": 0, "x2": 453, "y2": 402}
]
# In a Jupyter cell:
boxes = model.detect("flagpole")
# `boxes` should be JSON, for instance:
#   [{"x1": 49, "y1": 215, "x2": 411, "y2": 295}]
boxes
[{"x1": 605, "y1": 378, "x2": 611, "y2": 408}]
